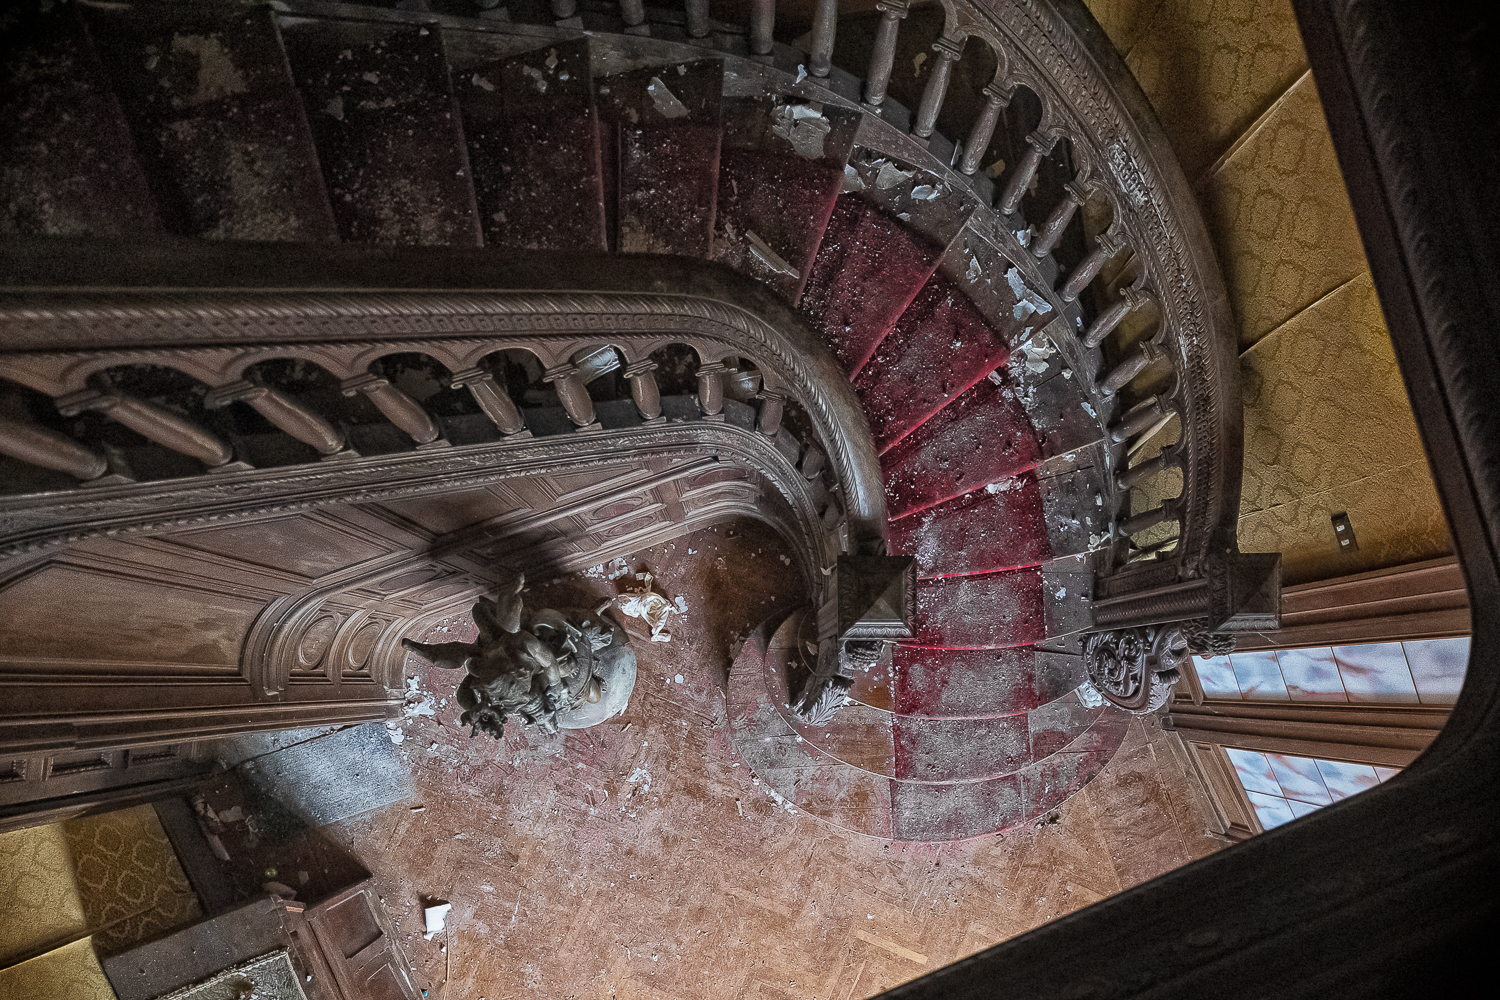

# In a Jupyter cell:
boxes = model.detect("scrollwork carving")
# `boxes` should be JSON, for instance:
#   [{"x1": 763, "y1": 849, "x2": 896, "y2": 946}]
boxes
[{"x1": 1083, "y1": 619, "x2": 1234, "y2": 713}]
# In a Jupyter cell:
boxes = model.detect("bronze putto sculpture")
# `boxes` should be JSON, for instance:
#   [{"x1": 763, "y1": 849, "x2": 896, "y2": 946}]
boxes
[{"x1": 402, "y1": 574, "x2": 636, "y2": 739}]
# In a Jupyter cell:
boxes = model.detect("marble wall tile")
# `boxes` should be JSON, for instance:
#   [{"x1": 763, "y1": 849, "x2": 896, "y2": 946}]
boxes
[
  {"x1": 1266, "y1": 753, "x2": 1331, "y2": 805},
  {"x1": 1193, "y1": 654, "x2": 1240, "y2": 698},
  {"x1": 1245, "y1": 789, "x2": 1296, "y2": 829},
  {"x1": 1402, "y1": 637, "x2": 1469, "y2": 704},
  {"x1": 1230, "y1": 650, "x2": 1288, "y2": 700},
  {"x1": 1332, "y1": 643, "x2": 1419, "y2": 703},
  {"x1": 1275, "y1": 646, "x2": 1347, "y2": 701},
  {"x1": 1225, "y1": 747, "x2": 1280, "y2": 796},
  {"x1": 1315, "y1": 759, "x2": 1381, "y2": 801}
]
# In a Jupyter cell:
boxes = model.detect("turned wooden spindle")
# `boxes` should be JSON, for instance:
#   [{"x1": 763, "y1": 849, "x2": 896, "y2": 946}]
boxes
[
  {"x1": 1116, "y1": 451, "x2": 1178, "y2": 491},
  {"x1": 808, "y1": 0, "x2": 837, "y2": 77},
  {"x1": 543, "y1": 363, "x2": 598, "y2": 428},
  {"x1": 1032, "y1": 179, "x2": 1089, "y2": 259},
  {"x1": 961, "y1": 81, "x2": 1013, "y2": 175},
  {"x1": 206, "y1": 378, "x2": 345, "y2": 455},
  {"x1": 1083, "y1": 285, "x2": 1151, "y2": 349},
  {"x1": 619, "y1": 0, "x2": 647, "y2": 31},
  {"x1": 1099, "y1": 339, "x2": 1165, "y2": 396},
  {"x1": 55, "y1": 388, "x2": 234, "y2": 468},
  {"x1": 341, "y1": 373, "x2": 441, "y2": 445},
  {"x1": 863, "y1": 0, "x2": 910, "y2": 106},
  {"x1": 1109, "y1": 394, "x2": 1169, "y2": 442},
  {"x1": 913, "y1": 35, "x2": 965, "y2": 139},
  {"x1": 696, "y1": 361, "x2": 728, "y2": 418},
  {"x1": 550, "y1": 0, "x2": 577, "y2": 18},
  {"x1": 0, "y1": 415, "x2": 108, "y2": 480},
  {"x1": 622, "y1": 359, "x2": 663, "y2": 422},
  {"x1": 999, "y1": 130, "x2": 1054, "y2": 215},
  {"x1": 685, "y1": 0, "x2": 709, "y2": 37},
  {"x1": 1060, "y1": 231, "x2": 1122, "y2": 302},
  {"x1": 1120, "y1": 504, "x2": 1175, "y2": 536},
  {"x1": 750, "y1": 0, "x2": 775, "y2": 56},
  {"x1": 757, "y1": 390, "x2": 786, "y2": 437},
  {"x1": 450, "y1": 367, "x2": 527, "y2": 436}
]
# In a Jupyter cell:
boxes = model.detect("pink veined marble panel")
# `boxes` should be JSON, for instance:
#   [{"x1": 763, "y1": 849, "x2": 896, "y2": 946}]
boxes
[
  {"x1": 1230, "y1": 651, "x2": 1288, "y2": 700},
  {"x1": 1275, "y1": 646, "x2": 1348, "y2": 702},
  {"x1": 1266, "y1": 753, "x2": 1333, "y2": 805},
  {"x1": 1315, "y1": 759, "x2": 1381, "y2": 801},
  {"x1": 1224, "y1": 747, "x2": 1281, "y2": 797},
  {"x1": 1245, "y1": 790, "x2": 1297, "y2": 829},
  {"x1": 1401, "y1": 636, "x2": 1470, "y2": 704},
  {"x1": 1332, "y1": 643, "x2": 1419, "y2": 703},
  {"x1": 1193, "y1": 654, "x2": 1240, "y2": 698}
]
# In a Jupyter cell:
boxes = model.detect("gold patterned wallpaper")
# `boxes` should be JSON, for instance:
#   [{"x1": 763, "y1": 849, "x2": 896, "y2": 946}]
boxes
[
  {"x1": 0, "y1": 804, "x2": 202, "y2": 998},
  {"x1": 1086, "y1": 0, "x2": 1452, "y2": 585}
]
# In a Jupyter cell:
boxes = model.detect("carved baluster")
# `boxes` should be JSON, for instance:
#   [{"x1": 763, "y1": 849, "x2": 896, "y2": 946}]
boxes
[
  {"x1": 750, "y1": 0, "x2": 775, "y2": 56},
  {"x1": 206, "y1": 379, "x2": 346, "y2": 455},
  {"x1": 622, "y1": 359, "x2": 663, "y2": 422},
  {"x1": 800, "y1": 443, "x2": 827, "y2": 479},
  {"x1": 341, "y1": 373, "x2": 442, "y2": 445},
  {"x1": 543, "y1": 363, "x2": 598, "y2": 428},
  {"x1": 757, "y1": 389, "x2": 785, "y2": 437},
  {"x1": 1083, "y1": 285, "x2": 1151, "y2": 349},
  {"x1": 808, "y1": 0, "x2": 837, "y2": 77},
  {"x1": 1110, "y1": 394, "x2": 1170, "y2": 443},
  {"x1": 685, "y1": 0, "x2": 709, "y2": 37},
  {"x1": 1060, "y1": 231, "x2": 1122, "y2": 302},
  {"x1": 696, "y1": 361, "x2": 728, "y2": 418},
  {"x1": 550, "y1": 0, "x2": 577, "y2": 18},
  {"x1": 0, "y1": 416, "x2": 109, "y2": 480},
  {"x1": 55, "y1": 388, "x2": 235, "y2": 468},
  {"x1": 1031, "y1": 179, "x2": 1089, "y2": 259},
  {"x1": 450, "y1": 367, "x2": 527, "y2": 436},
  {"x1": 999, "y1": 130, "x2": 1054, "y2": 215},
  {"x1": 863, "y1": 0, "x2": 909, "y2": 106},
  {"x1": 1120, "y1": 505, "x2": 1175, "y2": 536},
  {"x1": 1099, "y1": 339, "x2": 1165, "y2": 396},
  {"x1": 961, "y1": 81, "x2": 1013, "y2": 174},
  {"x1": 1117, "y1": 451, "x2": 1178, "y2": 491},
  {"x1": 913, "y1": 35, "x2": 965, "y2": 139},
  {"x1": 619, "y1": 0, "x2": 647, "y2": 33}
]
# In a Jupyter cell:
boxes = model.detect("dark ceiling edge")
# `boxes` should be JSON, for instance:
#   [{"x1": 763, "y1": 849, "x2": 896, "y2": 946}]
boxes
[{"x1": 878, "y1": 1, "x2": 1500, "y2": 997}]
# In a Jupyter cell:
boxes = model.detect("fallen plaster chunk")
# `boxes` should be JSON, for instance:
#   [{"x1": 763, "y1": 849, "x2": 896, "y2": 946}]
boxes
[
  {"x1": 910, "y1": 183, "x2": 940, "y2": 200},
  {"x1": 771, "y1": 102, "x2": 831, "y2": 158},
  {"x1": 617, "y1": 572, "x2": 676, "y2": 641},
  {"x1": 875, "y1": 161, "x2": 915, "y2": 190},
  {"x1": 424, "y1": 901, "x2": 452, "y2": 940},
  {"x1": 1005, "y1": 267, "x2": 1053, "y2": 319},
  {"x1": 843, "y1": 163, "x2": 866, "y2": 193},
  {"x1": 647, "y1": 76, "x2": 689, "y2": 118}
]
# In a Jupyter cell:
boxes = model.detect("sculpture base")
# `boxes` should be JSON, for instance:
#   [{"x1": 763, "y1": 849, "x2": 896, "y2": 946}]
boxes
[{"x1": 557, "y1": 616, "x2": 637, "y2": 729}]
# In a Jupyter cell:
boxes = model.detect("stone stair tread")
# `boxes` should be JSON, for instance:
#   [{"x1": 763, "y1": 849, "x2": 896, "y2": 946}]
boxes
[
  {"x1": 799, "y1": 194, "x2": 943, "y2": 377},
  {"x1": 892, "y1": 645, "x2": 1045, "y2": 717},
  {"x1": 712, "y1": 96, "x2": 862, "y2": 303},
  {"x1": 87, "y1": 3, "x2": 338, "y2": 242},
  {"x1": 0, "y1": 8, "x2": 163, "y2": 238},
  {"x1": 851, "y1": 268, "x2": 1020, "y2": 453},
  {"x1": 911, "y1": 565, "x2": 1046, "y2": 648},
  {"x1": 893, "y1": 712, "x2": 1031, "y2": 783},
  {"x1": 455, "y1": 36, "x2": 606, "y2": 250},
  {"x1": 280, "y1": 17, "x2": 482, "y2": 247},
  {"x1": 887, "y1": 471, "x2": 1052, "y2": 579},
  {"x1": 890, "y1": 770, "x2": 1024, "y2": 841},
  {"x1": 597, "y1": 58, "x2": 724, "y2": 256},
  {"x1": 879, "y1": 370, "x2": 1043, "y2": 521}
]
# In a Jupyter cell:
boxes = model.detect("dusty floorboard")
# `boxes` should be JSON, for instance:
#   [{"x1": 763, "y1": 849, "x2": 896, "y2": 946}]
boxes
[{"x1": 320, "y1": 519, "x2": 1222, "y2": 999}]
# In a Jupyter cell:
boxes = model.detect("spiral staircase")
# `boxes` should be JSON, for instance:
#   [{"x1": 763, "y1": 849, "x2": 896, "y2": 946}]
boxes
[{"x1": 0, "y1": 0, "x2": 1272, "y2": 841}]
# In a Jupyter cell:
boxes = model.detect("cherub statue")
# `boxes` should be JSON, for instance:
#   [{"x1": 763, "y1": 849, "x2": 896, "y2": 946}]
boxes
[{"x1": 402, "y1": 574, "x2": 635, "y2": 739}]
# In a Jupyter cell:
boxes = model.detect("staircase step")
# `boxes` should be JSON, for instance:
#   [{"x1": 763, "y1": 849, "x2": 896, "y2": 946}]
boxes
[
  {"x1": 893, "y1": 645, "x2": 1038, "y2": 717},
  {"x1": 0, "y1": 8, "x2": 162, "y2": 237},
  {"x1": 889, "y1": 771, "x2": 1024, "y2": 841},
  {"x1": 596, "y1": 59, "x2": 723, "y2": 256},
  {"x1": 887, "y1": 472, "x2": 1051, "y2": 578},
  {"x1": 799, "y1": 194, "x2": 943, "y2": 376},
  {"x1": 880, "y1": 371, "x2": 1043, "y2": 521},
  {"x1": 712, "y1": 96, "x2": 861, "y2": 302},
  {"x1": 911, "y1": 566, "x2": 1045, "y2": 648},
  {"x1": 280, "y1": 18, "x2": 482, "y2": 247},
  {"x1": 86, "y1": 4, "x2": 337, "y2": 241},
  {"x1": 454, "y1": 37, "x2": 606, "y2": 250},
  {"x1": 892, "y1": 712, "x2": 1031, "y2": 782}
]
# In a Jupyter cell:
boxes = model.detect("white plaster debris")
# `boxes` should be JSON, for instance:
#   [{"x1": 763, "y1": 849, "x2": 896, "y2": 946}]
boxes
[
  {"x1": 423, "y1": 902, "x2": 452, "y2": 940},
  {"x1": 1055, "y1": 587, "x2": 1068, "y2": 599},
  {"x1": 910, "y1": 183, "x2": 940, "y2": 201},
  {"x1": 985, "y1": 477, "x2": 1022, "y2": 495},
  {"x1": 617, "y1": 572, "x2": 676, "y2": 642},
  {"x1": 1077, "y1": 681, "x2": 1107, "y2": 708},
  {"x1": 521, "y1": 65, "x2": 546, "y2": 93},
  {"x1": 322, "y1": 95, "x2": 344, "y2": 120},
  {"x1": 1005, "y1": 267, "x2": 1053, "y2": 319},
  {"x1": 1015, "y1": 228, "x2": 1031, "y2": 247},
  {"x1": 1020, "y1": 339, "x2": 1056, "y2": 375},
  {"x1": 675, "y1": 674, "x2": 685, "y2": 685},
  {"x1": 626, "y1": 766, "x2": 652, "y2": 794},
  {"x1": 362, "y1": 70, "x2": 380, "y2": 85},
  {"x1": 544, "y1": 48, "x2": 559, "y2": 71},
  {"x1": 875, "y1": 161, "x2": 916, "y2": 190},
  {"x1": 471, "y1": 72, "x2": 496, "y2": 92},
  {"x1": 1080, "y1": 400, "x2": 1097, "y2": 418},
  {"x1": 746, "y1": 230, "x2": 799, "y2": 277},
  {"x1": 384, "y1": 722, "x2": 405, "y2": 746},
  {"x1": 771, "y1": 102, "x2": 831, "y2": 158},
  {"x1": 967, "y1": 254, "x2": 983, "y2": 283},
  {"x1": 796, "y1": 64, "x2": 808, "y2": 83},
  {"x1": 842, "y1": 163, "x2": 866, "y2": 193},
  {"x1": 1089, "y1": 531, "x2": 1108, "y2": 548},
  {"x1": 987, "y1": 369, "x2": 1004, "y2": 385},
  {"x1": 646, "y1": 76, "x2": 690, "y2": 118}
]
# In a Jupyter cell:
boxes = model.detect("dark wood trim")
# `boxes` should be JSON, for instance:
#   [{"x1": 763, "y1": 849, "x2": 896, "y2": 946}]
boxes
[
  {"x1": 0, "y1": 770, "x2": 211, "y2": 834},
  {"x1": 1234, "y1": 555, "x2": 1468, "y2": 651}
]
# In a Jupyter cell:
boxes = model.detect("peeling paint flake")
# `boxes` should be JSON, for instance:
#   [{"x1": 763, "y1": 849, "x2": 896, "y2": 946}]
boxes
[
  {"x1": 647, "y1": 76, "x2": 690, "y2": 118},
  {"x1": 771, "y1": 102, "x2": 831, "y2": 159}
]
